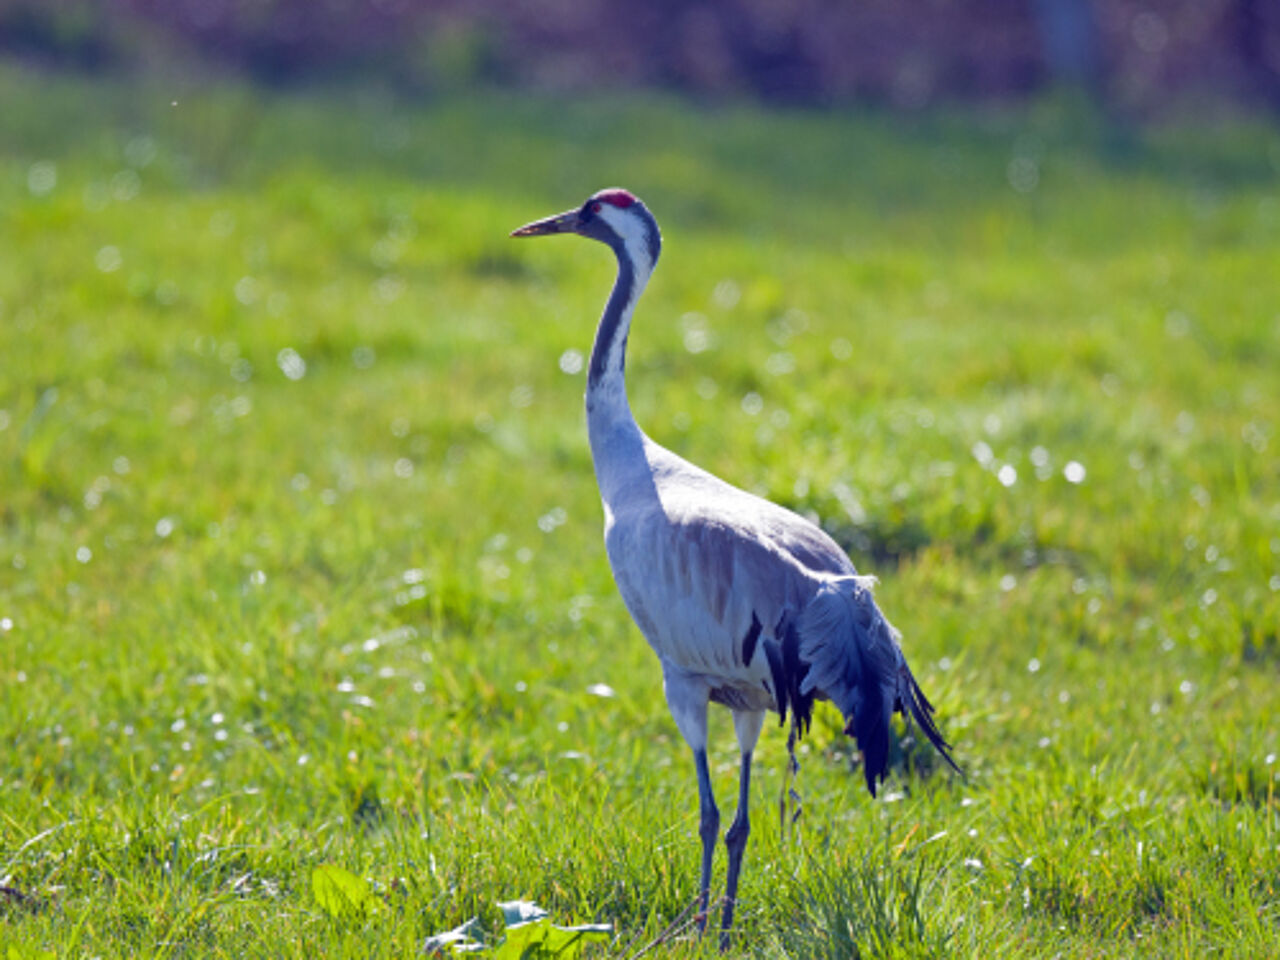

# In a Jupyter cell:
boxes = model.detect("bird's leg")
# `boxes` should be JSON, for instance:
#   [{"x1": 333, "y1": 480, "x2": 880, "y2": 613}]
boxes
[
  {"x1": 664, "y1": 668, "x2": 717, "y2": 932},
  {"x1": 719, "y1": 749, "x2": 753, "y2": 950},
  {"x1": 693, "y1": 748, "x2": 720, "y2": 932},
  {"x1": 719, "y1": 709, "x2": 763, "y2": 950}
]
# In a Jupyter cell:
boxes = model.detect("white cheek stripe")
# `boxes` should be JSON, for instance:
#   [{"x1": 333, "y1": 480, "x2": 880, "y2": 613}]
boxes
[{"x1": 599, "y1": 204, "x2": 654, "y2": 287}]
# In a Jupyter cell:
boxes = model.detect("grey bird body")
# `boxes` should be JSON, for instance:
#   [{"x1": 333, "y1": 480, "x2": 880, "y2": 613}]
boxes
[
  {"x1": 513, "y1": 188, "x2": 959, "y2": 948},
  {"x1": 604, "y1": 432, "x2": 842, "y2": 709}
]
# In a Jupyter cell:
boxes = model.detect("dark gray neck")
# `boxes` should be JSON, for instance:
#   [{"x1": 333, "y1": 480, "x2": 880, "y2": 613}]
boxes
[{"x1": 588, "y1": 243, "x2": 635, "y2": 391}]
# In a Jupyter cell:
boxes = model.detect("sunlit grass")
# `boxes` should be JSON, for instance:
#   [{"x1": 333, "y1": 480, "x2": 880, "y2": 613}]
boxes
[{"x1": 1, "y1": 66, "x2": 1278, "y2": 956}]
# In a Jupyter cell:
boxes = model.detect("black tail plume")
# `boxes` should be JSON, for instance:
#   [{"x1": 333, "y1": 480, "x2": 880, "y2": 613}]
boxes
[
  {"x1": 780, "y1": 616, "x2": 815, "y2": 738},
  {"x1": 899, "y1": 665, "x2": 962, "y2": 777}
]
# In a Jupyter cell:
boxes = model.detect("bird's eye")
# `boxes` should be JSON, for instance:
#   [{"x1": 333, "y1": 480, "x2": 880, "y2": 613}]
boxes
[{"x1": 591, "y1": 202, "x2": 603, "y2": 213}]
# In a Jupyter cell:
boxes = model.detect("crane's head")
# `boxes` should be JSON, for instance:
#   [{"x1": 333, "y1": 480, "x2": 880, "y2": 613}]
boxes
[{"x1": 511, "y1": 188, "x2": 661, "y2": 273}]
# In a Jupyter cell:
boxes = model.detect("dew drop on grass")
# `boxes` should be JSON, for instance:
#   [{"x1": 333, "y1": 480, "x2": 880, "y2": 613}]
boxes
[
  {"x1": 997, "y1": 464, "x2": 1017, "y2": 487},
  {"x1": 1, "y1": 617, "x2": 12, "y2": 631},
  {"x1": 1063, "y1": 461, "x2": 1086, "y2": 484},
  {"x1": 1000, "y1": 574, "x2": 1017, "y2": 592},
  {"x1": 27, "y1": 160, "x2": 56, "y2": 195},
  {"x1": 586, "y1": 683, "x2": 615, "y2": 698},
  {"x1": 1028, "y1": 658, "x2": 1041, "y2": 673},
  {"x1": 558, "y1": 348, "x2": 584, "y2": 374},
  {"x1": 124, "y1": 135, "x2": 157, "y2": 168},
  {"x1": 276, "y1": 348, "x2": 306, "y2": 381},
  {"x1": 95, "y1": 246, "x2": 123, "y2": 273},
  {"x1": 76, "y1": 546, "x2": 92, "y2": 564},
  {"x1": 537, "y1": 507, "x2": 567, "y2": 533},
  {"x1": 234, "y1": 276, "x2": 259, "y2": 305},
  {"x1": 741, "y1": 392, "x2": 763, "y2": 416},
  {"x1": 712, "y1": 279, "x2": 740, "y2": 310},
  {"x1": 765, "y1": 352, "x2": 795, "y2": 376},
  {"x1": 111, "y1": 169, "x2": 140, "y2": 202}
]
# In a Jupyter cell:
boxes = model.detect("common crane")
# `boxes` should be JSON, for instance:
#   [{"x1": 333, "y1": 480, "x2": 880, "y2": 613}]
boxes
[{"x1": 511, "y1": 188, "x2": 959, "y2": 947}]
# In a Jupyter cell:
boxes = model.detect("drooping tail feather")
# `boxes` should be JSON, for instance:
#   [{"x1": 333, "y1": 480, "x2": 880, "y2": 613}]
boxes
[
  {"x1": 762, "y1": 614, "x2": 816, "y2": 739},
  {"x1": 795, "y1": 576, "x2": 959, "y2": 796},
  {"x1": 899, "y1": 664, "x2": 962, "y2": 778}
]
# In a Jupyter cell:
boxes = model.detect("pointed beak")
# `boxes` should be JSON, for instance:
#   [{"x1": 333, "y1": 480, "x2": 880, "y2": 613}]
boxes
[{"x1": 510, "y1": 208, "x2": 581, "y2": 238}]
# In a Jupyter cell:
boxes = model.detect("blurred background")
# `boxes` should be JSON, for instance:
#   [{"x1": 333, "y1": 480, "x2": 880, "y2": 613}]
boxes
[
  {"x1": 1, "y1": 0, "x2": 1278, "y2": 112},
  {"x1": 2, "y1": 3, "x2": 1280, "y2": 956}
]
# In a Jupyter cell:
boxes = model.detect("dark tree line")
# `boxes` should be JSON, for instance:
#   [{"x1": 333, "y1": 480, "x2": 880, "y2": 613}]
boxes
[{"x1": 2, "y1": 0, "x2": 1277, "y2": 110}]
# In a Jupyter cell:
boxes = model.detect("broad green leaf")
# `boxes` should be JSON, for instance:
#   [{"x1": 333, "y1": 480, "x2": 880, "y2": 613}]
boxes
[
  {"x1": 7, "y1": 948, "x2": 57, "y2": 960},
  {"x1": 493, "y1": 911, "x2": 612, "y2": 959},
  {"x1": 538, "y1": 922, "x2": 613, "y2": 957},
  {"x1": 311, "y1": 864, "x2": 376, "y2": 921},
  {"x1": 493, "y1": 917, "x2": 552, "y2": 957}
]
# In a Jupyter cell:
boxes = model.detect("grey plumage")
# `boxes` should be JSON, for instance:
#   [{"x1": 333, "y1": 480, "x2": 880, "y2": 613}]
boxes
[{"x1": 513, "y1": 188, "x2": 959, "y2": 948}]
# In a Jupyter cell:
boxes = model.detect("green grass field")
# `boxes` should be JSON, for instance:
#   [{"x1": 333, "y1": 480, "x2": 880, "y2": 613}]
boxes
[{"x1": 1, "y1": 66, "x2": 1278, "y2": 957}]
